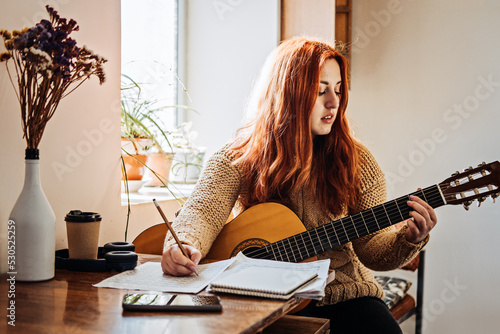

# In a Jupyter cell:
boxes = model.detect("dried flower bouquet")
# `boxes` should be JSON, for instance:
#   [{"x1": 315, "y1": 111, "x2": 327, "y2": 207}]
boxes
[{"x1": 0, "y1": 5, "x2": 107, "y2": 149}]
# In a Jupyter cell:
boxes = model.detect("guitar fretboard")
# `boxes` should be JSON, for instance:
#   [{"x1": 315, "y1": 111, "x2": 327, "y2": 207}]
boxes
[{"x1": 245, "y1": 185, "x2": 445, "y2": 263}]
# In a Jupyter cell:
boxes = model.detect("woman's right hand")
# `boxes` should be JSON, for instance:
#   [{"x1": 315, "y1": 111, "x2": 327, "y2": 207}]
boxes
[{"x1": 161, "y1": 244, "x2": 202, "y2": 276}]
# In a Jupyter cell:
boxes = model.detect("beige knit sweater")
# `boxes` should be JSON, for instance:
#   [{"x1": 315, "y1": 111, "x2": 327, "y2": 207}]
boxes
[{"x1": 164, "y1": 143, "x2": 429, "y2": 306}]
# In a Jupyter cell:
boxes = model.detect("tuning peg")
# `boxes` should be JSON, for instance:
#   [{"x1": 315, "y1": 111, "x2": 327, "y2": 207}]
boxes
[
  {"x1": 452, "y1": 177, "x2": 468, "y2": 202},
  {"x1": 481, "y1": 170, "x2": 497, "y2": 203},
  {"x1": 492, "y1": 193, "x2": 499, "y2": 204},
  {"x1": 477, "y1": 196, "x2": 488, "y2": 207},
  {"x1": 463, "y1": 200, "x2": 473, "y2": 211}
]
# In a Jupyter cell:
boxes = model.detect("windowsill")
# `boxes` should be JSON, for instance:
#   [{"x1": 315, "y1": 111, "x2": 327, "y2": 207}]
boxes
[{"x1": 120, "y1": 183, "x2": 196, "y2": 206}]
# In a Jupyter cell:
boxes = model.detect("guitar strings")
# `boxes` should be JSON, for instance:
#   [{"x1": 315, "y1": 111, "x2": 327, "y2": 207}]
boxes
[
  {"x1": 297, "y1": 186, "x2": 443, "y2": 261},
  {"x1": 245, "y1": 188, "x2": 443, "y2": 261},
  {"x1": 291, "y1": 187, "x2": 443, "y2": 260},
  {"x1": 249, "y1": 196, "x2": 422, "y2": 261},
  {"x1": 248, "y1": 189, "x2": 442, "y2": 262},
  {"x1": 244, "y1": 186, "x2": 444, "y2": 262},
  {"x1": 247, "y1": 195, "x2": 429, "y2": 261}
]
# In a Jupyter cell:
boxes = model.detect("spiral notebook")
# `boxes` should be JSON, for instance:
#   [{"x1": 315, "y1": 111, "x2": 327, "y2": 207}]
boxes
[{"x1": 208, "y1": 266, "x2": 318, "y2": 300}]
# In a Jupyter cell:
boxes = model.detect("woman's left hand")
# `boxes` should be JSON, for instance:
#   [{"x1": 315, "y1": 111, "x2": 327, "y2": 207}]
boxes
[{"x1": 405, "y1": 194, "x2": 438, "y2": 244}]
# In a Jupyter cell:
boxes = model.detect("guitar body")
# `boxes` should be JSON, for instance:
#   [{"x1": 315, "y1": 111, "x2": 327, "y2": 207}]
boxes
[{"x1": 204, "y1": 202, "x2": 316, "y2": 262}]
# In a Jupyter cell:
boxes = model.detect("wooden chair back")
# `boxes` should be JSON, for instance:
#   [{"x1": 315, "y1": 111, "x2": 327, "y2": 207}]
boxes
[{"x1": 132, "y1": 223, "x2": 167, "y2": 255}]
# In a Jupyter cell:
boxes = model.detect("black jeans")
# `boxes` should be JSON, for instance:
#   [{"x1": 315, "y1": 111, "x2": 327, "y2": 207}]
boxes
[{"x1": 295, "y1": 297, "x2": 402, "y2": 334}]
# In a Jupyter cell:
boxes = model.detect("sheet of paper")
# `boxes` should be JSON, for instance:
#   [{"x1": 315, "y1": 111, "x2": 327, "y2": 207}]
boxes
[{"x1": 93, "y1": 258, "x2": 234, "y2": 294}]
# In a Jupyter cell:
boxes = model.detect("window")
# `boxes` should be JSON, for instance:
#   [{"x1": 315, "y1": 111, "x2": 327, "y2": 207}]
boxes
[{"x1": 121, "y1": 0, "x2": 180, "y2": 129}]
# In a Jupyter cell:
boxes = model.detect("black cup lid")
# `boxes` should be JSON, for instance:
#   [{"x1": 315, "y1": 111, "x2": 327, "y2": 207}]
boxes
[{"x1": 65, "y1": 210, "x2": 102, "y2": 222}]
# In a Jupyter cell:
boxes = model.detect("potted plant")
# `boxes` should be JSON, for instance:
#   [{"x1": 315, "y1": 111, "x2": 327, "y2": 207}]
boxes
[
  {"x1": 120, "y1": 129, "x2": 151, "y2": 184},
  {"x1": 121, "y1": 76, "x2": 151, "y2": 188},
  {"x1": 121, "y1": 74, "x2": 182, "y2": 188},
  {"x1": 170, "y1": 122, "x2": 206, "y2": 183}
]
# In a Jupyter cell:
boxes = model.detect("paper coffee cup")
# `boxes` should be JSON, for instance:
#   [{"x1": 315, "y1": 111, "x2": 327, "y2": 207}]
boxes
[{"x1": 65, "y1": 210, "x2": 102, "y2": 259}]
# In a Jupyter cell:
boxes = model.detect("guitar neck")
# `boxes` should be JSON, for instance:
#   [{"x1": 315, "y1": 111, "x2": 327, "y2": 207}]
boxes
[{"x1": 254, "y1": 185, "x2": 446, "y2": 263}]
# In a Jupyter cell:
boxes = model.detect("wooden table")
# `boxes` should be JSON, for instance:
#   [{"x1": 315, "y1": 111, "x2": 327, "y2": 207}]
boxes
[{"x1": 0, "y1": 254, "x2": 301, "y2": 334}]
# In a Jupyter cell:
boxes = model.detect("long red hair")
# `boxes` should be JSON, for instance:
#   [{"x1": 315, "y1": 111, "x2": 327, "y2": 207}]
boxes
[{"x1": 232, "y1": 38, "x2": 360, "y2": 216}]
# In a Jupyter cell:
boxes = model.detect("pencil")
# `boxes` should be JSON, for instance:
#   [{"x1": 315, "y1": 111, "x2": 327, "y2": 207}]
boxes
[{"x1": 153, "y1": 199, "x2": 198, "y2": 276}]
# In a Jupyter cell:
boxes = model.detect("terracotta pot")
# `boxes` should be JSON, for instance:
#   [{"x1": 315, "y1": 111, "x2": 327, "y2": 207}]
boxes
[
  {"x1": 143, "y1": 152, "x2": 175, "y2": 187},
  {"x1": 121, "y1": 154, "x2": 147, "y2": 180}
]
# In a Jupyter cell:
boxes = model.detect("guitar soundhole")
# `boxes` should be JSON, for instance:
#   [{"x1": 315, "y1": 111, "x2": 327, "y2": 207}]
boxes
[{"x1": 231, "y1": 238, "x2": 269, "y2": 258}]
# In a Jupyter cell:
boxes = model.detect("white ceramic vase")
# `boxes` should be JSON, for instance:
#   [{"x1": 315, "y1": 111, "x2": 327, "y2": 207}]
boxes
[{"x1": 9, "y1": 149, "x2": 56, "y2": 281}]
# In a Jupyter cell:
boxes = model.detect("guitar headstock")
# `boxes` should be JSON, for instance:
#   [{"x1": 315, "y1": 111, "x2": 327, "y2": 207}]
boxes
[{"x1": 439, "y1": 161, "x2": 500, "y2": 210}]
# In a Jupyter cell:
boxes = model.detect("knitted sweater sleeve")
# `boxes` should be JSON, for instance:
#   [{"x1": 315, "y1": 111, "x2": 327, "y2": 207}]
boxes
[
  {"x1": 163, "y1": 148, "x2": 242, "y2": 257},
  {"x1": 351, "y1": 146, "x2": 429, "y2": 271}
]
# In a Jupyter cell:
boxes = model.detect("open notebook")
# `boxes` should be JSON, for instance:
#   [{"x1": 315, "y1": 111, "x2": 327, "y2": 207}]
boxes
[{"x1": 208, "y1": 265, "x2": 318, "y2": 300}]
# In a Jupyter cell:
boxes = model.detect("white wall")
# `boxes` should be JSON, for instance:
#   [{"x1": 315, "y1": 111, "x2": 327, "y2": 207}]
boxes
[
  {"x1": 183, "y1": 0, "x2": 280, "y2": 158},
  {"x1": 348, "y1": 1, "x2": 500, "y2": 333},
  {"x1": 0, "y1": 0, "x2": 122, "y2": 273}
]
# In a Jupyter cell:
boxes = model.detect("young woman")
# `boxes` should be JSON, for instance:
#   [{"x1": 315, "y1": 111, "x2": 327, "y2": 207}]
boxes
[{"x1": 161, "y1": 38, "x2": 437, "y2": 333}]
